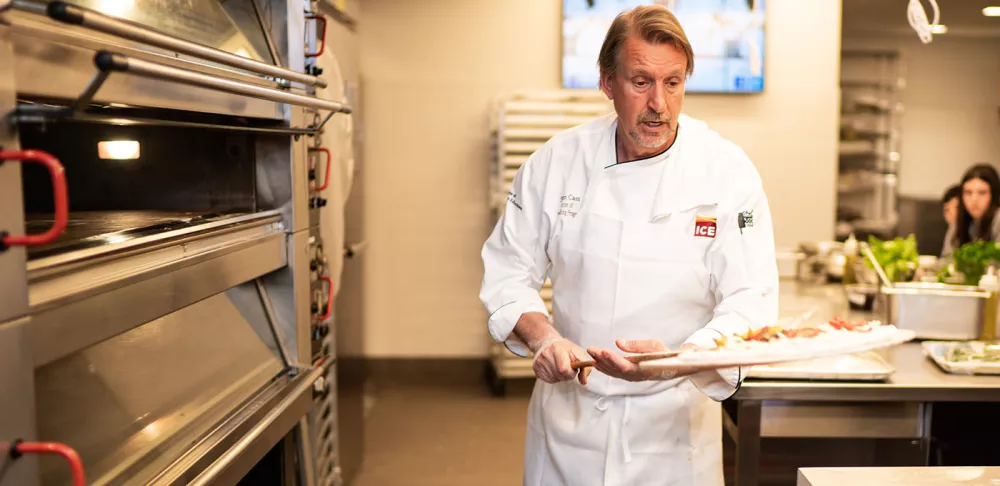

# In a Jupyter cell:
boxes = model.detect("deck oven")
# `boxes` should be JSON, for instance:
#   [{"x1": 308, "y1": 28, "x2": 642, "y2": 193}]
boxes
[{"x1": 0, "y1": 0, "x2": 350, "y2": 484}]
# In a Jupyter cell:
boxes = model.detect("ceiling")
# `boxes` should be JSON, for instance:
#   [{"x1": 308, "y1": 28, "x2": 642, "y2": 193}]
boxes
[{"x1": 842, "y1": 0, "x2": 1000, "y2": 38}]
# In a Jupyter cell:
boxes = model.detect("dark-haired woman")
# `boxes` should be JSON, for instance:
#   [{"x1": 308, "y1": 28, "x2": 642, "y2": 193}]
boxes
[{"x1": 942, "y1": 164, "x2": 1000, "y2": 257}]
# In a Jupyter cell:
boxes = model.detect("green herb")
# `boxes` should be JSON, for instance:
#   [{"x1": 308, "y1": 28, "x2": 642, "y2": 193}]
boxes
[
  {"x1": 943, "y1": 241, "x2": 1000, "y2": 285},
  {"x1": 865, "y1": 235, "x2": 919, "y2": 282},
  {"x1": 946, "y1": 345, "x2": 1000, "y2": 363}
]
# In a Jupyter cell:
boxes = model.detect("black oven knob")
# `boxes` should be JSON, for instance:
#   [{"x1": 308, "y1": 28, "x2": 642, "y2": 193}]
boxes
[
  {"x1": 311, "y1": 302, "x2": 319, "y2": 314},
  {"x1": 310, "y1": 260, "x2": 319, "y2": 271},
  {"x1": 309, "y1": 169, "x2": 316, "y2": 180}
]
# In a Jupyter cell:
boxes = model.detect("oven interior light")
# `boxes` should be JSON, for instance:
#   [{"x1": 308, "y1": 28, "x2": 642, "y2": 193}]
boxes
[
  {"x1": 98, "y1": 140, "x2": 140, "y2": 160},
  {"x1": 984, "y1": 6, "x2": 1000, "y2": 16},
  {"x1": 96, "y1": 0, "x2": 135, "y2": 17}
]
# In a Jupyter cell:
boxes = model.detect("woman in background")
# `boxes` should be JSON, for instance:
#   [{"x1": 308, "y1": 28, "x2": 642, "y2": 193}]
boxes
[
  {"x1": 942, "y1": 184, "x2": 961, "y2": 227},
  {"x1": 942, "y1": 164, "x2": 1000, "y2": 257}
]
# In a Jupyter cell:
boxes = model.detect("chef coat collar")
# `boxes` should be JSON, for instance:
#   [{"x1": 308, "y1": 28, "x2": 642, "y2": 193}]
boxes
[{"x1": 648, "y1": 113, "x2": 721, "y2": 222}]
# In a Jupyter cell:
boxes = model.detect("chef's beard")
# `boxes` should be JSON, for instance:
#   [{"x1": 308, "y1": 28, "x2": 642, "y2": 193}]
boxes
[{"x1": 629, "y1": 113, "x2": 672, "y2": 149}]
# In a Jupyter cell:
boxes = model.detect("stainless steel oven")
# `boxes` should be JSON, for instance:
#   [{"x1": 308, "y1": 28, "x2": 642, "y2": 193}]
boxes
[{"x1": 0, "y1": 0, "x2": 351, "y2": 484}]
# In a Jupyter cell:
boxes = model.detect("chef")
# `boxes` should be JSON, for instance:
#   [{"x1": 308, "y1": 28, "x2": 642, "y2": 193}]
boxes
[{"x1": 479, "y1": 5, "x2": 778, "y2": 486}]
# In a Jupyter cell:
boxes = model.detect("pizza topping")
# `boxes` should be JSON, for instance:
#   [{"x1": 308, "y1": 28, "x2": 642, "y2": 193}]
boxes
[
  {"x1": 712, "y1": 319, "x2": 882, "y2": 349},
  {"x1": 713, "y1": 334, "x2": 728, "y2": 348}
]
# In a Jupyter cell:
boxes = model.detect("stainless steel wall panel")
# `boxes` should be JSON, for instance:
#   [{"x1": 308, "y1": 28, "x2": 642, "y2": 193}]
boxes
[
  {"x1": 225, "y1": 281, "x2": 285, "y2": 365},
  {"x1": 259, "y1": 229, "x2": 312, "y2": 366},
  {"x1": 0, "y1": 26, "x2": 29, "y2": 323},
  {"x1": 257, "y1": 134, "x2": 312, "y2": 233},
  {"x1": 0, "y1": 317, "x2": 39, "y2": 486}
]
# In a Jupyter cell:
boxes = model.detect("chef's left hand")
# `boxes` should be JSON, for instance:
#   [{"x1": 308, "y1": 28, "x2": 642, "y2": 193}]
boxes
[{"x1": 587, "y1": 339, "x2": 708, "y2": 382}]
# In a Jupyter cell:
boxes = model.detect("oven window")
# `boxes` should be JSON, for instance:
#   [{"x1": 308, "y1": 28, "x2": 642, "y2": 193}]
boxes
[
  {"x1": 61, "y1": 0, "x2": 276, "y2": 65},
  {"x1": 19, "y1": 122, "x2": 261, "y2": 259}
]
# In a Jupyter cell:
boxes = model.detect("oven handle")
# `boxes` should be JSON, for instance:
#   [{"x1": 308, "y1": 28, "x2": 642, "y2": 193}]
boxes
[
  {"x1": 318, "y1": 275, "x2": 334, "y2": 321},
  {"x1": 305, "y1": 14, "x2": 327, "y2": 58},
  {"x1": 0, "y1": 150, "x2": 68, "y2": 250},
  {"x1": 309, "y1": 147, "x2": 332, "y2": 191},
  {"x1": 43, "y1": 0, "x2": 327, "y2": 88},
  {"x1": 94, "y1": 51, "x2": 352, "y2": 114}
]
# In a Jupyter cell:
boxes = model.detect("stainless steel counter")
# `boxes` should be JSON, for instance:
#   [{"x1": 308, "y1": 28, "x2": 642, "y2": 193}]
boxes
[
  {"x1": 735, "y1": 280, "x2": 1000, "y2": 402},
  {"x1": 727, "y1": 280, "x2": 1000, "y2": 486},
  {"x1": 798, "y1": 467, "x2": 1000, "y2": 486},
  {"x1": 739, "y1": 343, "x2": 1000, "y2": 402}
]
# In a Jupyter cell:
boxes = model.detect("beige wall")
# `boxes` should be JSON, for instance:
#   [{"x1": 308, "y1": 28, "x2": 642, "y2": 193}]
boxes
[
  {"x1": 842, "y1": 35, "x2": 1000, "y2": 199},
  {"x1": 359, "y1": 0, "x2": 842, "y2": 357},
  {"x1": 683, "y1": 0, "x2": 841, "y2": 248}
]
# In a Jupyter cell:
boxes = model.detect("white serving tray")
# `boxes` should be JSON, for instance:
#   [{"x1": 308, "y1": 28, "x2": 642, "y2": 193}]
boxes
[
  {"x1": 922, "y1": 341, "x2": 1000, "y2": 375},
  {"x1": 746, "y1": 352, "x2": 895, "y2": 381},
  {"x1": 639, "y1": 327, "x2": 915, "y2": 372}
]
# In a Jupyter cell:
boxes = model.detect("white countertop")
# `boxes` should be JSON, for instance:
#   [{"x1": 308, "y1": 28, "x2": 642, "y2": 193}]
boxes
[{"x1": 798, "y1": 467, "x2": 1000, "y2": 486}]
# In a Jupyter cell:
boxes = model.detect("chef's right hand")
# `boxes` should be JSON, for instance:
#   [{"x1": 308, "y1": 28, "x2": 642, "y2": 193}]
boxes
[{"x1": 532, "y1": 338, "x2": 592, "y2": 385}]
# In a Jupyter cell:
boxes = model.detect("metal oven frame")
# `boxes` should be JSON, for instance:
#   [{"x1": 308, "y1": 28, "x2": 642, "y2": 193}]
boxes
[{"x1": 0, "y1": 0, "x2": 350, "y2": 484}]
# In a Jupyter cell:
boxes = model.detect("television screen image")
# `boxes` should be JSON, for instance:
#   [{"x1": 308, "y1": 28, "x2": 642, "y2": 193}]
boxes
[{"x1": 562, "y1": 0, "x2": 766, "y2": 93}]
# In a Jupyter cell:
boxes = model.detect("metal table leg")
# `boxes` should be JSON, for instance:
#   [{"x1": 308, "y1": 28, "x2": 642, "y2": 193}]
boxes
[
  {"x1": 919, "y1": 402, "x2": 934, "y2": 466},
  {"x1": 735, "y1": 400, "x2": 762, "y2": 486}
]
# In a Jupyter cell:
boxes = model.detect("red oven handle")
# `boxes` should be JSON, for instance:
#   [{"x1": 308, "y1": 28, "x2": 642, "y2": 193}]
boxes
[
  {"x1": 0, "y1": 150, "x2": 68, "y2": 250},
  {"x1": 318, "y1": 275, "x2": 333, "y2": 321},
  {"x1": 309, "y1": 147, "x2": 332, "y2": 191},
  {"x1": 305, "y1": 14, "x2": 327, "y2": 58},
  {"x1": 11, "y1": 440, "x2": 86, "y2": 486}
]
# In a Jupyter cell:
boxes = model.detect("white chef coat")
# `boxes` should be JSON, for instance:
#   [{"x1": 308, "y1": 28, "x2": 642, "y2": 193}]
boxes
[{"x1": 479, "y1": 113, "x2": 778, "y2": 486}]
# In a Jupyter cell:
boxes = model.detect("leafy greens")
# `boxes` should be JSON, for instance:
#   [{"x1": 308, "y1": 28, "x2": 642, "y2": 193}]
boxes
[{"x1": 865, "y1": 235, "x2": 919, "y2": 282}]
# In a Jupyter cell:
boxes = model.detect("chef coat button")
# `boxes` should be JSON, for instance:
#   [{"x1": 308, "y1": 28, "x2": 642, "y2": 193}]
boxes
[{"x1": 595, "y1": 396, "x2": 608, "y2": 411}]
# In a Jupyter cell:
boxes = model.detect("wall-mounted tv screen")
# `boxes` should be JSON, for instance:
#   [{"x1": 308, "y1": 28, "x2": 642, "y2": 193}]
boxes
[{"x1": 562, "y1": 0, "x2": 766, "y2": 93}]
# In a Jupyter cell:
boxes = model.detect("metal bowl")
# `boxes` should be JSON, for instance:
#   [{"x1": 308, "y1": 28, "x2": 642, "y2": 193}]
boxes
[{"x1": 845, "y1": 283, "x2": 878, "y2": 310}]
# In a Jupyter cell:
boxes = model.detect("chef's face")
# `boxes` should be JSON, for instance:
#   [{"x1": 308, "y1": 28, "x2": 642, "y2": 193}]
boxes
[
  {"x1": 600, "y1": 35, "x2": 686, "y2": 157},
  {"x1": 963, "y1": 177, "x2": 992, "y2": 220},
  {"x1": 943, "y1": 197, "x2": 959, "y2": 226}
]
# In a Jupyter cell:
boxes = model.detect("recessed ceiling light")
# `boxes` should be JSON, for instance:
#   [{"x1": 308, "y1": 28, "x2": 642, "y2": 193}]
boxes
[
  {"x1": 931, "y1": 24, "x2": 948, "y2": 34},
  {"x1": 983, "y1": 6, "x2": 1000, "y2": 17}
]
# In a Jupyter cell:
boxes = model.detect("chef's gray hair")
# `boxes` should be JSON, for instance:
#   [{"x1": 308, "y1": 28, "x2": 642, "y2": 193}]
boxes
[{"x1": 597, "y1": 5, "x2": 694, "y2": 78}]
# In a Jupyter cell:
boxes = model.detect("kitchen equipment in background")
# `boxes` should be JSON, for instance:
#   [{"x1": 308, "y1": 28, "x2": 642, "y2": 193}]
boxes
[
  {"x1": 837, "y1": 50, "x2": 905, "y2": 240},
  {"x1": 845, "y1": 283, "x2": 878, "y2": 311},
  {"x1": 776, "y1": 248, "x2": 805, "y2": 279},
  {"x1": 879, "y1": 283, "x2": 988, "y2": 340},
  {"x1": 797, "y1": 241, "x2": 845, "y2": 283},
  {"x1": 978, "y1": 267, "x2": 999, "y2": 341},
  {"x1": 864, "y1": 243, "x2": 994, "y2": 340},
  {"x1": 825, "y1": 251, "x2": 848, "y2": 282}
]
